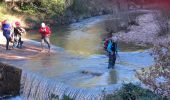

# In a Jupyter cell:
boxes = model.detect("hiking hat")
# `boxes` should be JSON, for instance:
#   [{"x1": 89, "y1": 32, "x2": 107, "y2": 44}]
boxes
[
  {"x1": 41, "y1": 23, "x2": 46, "y2": 28},
  {"x1": 15, "y1": 21, "x2": 20, "y2": 26},
  {"x1": 2, "y1": 20, "x2": 7, "y2": 24},
  {"x1": 112, "y1": 36, "x2": 118, "y2": 42}
]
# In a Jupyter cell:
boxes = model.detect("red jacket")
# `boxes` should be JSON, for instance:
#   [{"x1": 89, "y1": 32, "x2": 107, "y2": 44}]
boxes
[{"x1": 39, "y1": 26, "x2": 51, "y2": 37}]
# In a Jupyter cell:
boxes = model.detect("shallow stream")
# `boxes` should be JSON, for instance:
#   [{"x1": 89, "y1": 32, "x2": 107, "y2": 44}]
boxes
[{"x1": 3, "y1": 15, "x2": 153, "y2": 100}]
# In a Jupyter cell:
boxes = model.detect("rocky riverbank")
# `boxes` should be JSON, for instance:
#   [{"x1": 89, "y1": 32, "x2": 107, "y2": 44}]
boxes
[
  {"x1": 112, "y1": 10, "x2": 170, "y2": 99},
  {"x1": 113, "y1": 11, "x2": 159, "y2": 45},
  {"x1": 112, "y1": 10, "x2": 170, "y2": 46}
]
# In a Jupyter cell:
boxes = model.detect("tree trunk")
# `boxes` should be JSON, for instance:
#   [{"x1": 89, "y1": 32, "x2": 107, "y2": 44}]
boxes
[{"x1": 12, "y1": 0, "x2": 15, "y2": 6}]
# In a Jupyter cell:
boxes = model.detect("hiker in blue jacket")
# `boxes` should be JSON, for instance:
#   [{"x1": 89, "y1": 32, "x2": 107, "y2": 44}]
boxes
[
  {"x1": 1, "y1": 20, "x2": 13, "y2": 50},
  {"x1": 106, "y1": 37, "x2": 118, "y2": 69}
]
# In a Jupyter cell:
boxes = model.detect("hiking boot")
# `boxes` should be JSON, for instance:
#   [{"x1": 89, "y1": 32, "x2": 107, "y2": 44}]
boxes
[
  {"x1": 17, "y1": 45, "x2": 21, "y2": 48},
  {"x1": 108, "y1": 65, "x2": 114, "y2": 69},
  {"x1": 6, "y1": 48, "x2": 11, "y2": 50},
  {"x1": 48, "y1": 49, "x2": 51, "y2": 53},
  {"x1": 20, "y1": 41, "x2": 23, "y2": 45},
  {"x1": 41, "y1": 49, "x2": 45, "y2": 52},
  {"x1": 111, "y1": 67, "x2": 114, "y2": 69}
]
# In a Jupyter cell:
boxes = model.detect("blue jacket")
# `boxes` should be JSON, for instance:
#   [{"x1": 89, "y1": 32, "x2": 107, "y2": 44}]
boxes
[
  {"x1": 2, "y1": 23, "x2": 11, "y2": 36},
  {"x1": 107, "y1": 40, "x2": 118, "y2": 55},
  {"x1": 107, "y1": 40, "x2": 113, "y2": 53}
]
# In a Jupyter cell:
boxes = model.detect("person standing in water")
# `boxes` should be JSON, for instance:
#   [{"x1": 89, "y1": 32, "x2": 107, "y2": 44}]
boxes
[
  {"x1": 104, "y1": 34, "x2": 118, "y2": 69},
  {"x1": 39, "y1": 23, "x2": 51, "y2": 53},
  {"x1": 107, "y1": 38, "x2": 117, "y2": 69}
]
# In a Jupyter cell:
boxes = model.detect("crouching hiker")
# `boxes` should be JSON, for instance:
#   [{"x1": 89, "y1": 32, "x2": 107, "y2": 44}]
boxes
[
  {"x1": 104, "y1": 36, "x2": 118, "y2": 69},
  {"x1": 13, "y1": 21, "x2": 26, "y2": 48},
  {"x1": 39, "y1": 23, "x2": 51, "y2": 53},
  {"x1": 1, "y1": 20, "x2": 13, "y2": 50}
]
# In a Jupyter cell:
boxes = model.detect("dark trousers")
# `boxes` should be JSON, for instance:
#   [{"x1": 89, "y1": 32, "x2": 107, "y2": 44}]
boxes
[
  {"x1": 41, "y1": 36, "x2": 51, "y2": 50},
  {"x1": 13, "y1": 36, "x2": 23, "y2": 48},
  {"x1": 17, "y1": 37, "x2": 23, "y2": 48},
  {"x1": 108, "y1": 53, "x2": 116, "y2": 69},
  {"x1": 4, "y1": 35, "x2": 11, "y2": 50}
]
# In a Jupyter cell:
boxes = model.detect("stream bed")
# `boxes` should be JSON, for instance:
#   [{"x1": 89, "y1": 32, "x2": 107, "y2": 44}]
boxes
[{"x1": 2, "y1": 15, "x2": 154, "y2": 100}]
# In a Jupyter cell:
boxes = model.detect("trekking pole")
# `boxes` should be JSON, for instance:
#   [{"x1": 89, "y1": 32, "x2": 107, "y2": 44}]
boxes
[{"x1": 116, "y1": 53, "x2": 121, "y2": 63}]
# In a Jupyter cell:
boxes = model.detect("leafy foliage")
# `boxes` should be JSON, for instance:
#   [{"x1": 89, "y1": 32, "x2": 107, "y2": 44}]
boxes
[
  {"x1": 20, "y1": 4, "x2": 37, "y2": 15},
  {"x1": 105, "y1": 83, "x2": 166, "y2": 100},
  {"x1": 50, "y1": 94, "x2": 72, "y2": 100},
  {"x1": 41, "y1": 0, "x2": 66, "y2": 16},
  {"x1": 63, "y1": 95, "x2": 73, "y2": 100},
  {"x1": 70, "y1": 0, "x2": 88, "y2": 15}
]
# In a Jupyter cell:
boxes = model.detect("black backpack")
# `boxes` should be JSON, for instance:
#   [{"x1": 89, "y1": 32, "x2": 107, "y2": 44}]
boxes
[{"x1": 111, "y1": 41, "x2": 117, "y2": 52}]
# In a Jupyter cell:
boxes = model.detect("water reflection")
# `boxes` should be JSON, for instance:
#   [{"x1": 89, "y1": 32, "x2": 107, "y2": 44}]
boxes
[
  {"x1": 108, "y1": 69, "x2": 117, "y2": 84},
  {"x1": 64, "y1": 30, "x2": 102, "y2": 55},
  {"x1": 28, "y1": 19, "x2": 148, "y2": 56}
]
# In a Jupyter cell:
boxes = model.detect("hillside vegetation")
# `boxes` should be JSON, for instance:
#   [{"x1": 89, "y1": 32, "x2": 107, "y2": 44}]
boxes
[{"x1": 0, "y1": 0, "x2": 117, "y2": 28}]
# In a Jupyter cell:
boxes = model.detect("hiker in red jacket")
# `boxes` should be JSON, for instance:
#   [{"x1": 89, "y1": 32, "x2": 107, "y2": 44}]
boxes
[{"x1": 39, "y1": 23, "x2": 51, "y2": 52}]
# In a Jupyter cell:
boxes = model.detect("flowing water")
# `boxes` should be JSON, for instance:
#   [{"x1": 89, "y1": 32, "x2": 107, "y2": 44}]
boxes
[{"x1": 4, "y1": 15, "x2": 153, "y2": 100}]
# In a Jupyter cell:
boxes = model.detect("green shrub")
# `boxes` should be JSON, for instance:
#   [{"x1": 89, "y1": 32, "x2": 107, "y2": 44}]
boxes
[
  {"x1": 50, "y1": 94, "x2": 72, "y2": 100},
  {"x1": 41, "y1": 0, "x2": 66, "y2": 16},
  {"x1": 105, "y1": 83, "x2": 166, "y2": 100},
  {"x1": 21, "y1": 5, "x2": 37, "y2": 15},
  {"x1": 50, "y1": 94, "x2": 59, "y2": 100},
  {"x1": 70, "y1": 0, "x2": 88, "y2": 16},
  {"x1": 63, "y1": 95, "x2": 73, "y2": 100},
  {"x1": 12, "y1": 0, "x2": 66, "y2": 16}
]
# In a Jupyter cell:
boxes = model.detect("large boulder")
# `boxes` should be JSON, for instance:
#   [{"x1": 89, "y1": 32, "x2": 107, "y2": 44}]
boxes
[{"x1": 0, "y1": 63, "x2": 22, "y2": 98}]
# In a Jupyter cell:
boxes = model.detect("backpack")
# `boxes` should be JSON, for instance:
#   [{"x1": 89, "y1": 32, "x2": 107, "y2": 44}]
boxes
[
  {"x1": 104, "y1": 38, "x2": 110, "y2": 50},
  {"x1": 111, "y1": 41, "x2": 117, "y2": 52},
  {"x1": 104, "y1": 39, "x2": 117, "y2": 54}
]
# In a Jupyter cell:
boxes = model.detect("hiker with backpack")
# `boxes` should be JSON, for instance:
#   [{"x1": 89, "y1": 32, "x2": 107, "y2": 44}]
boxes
[
  {"x1": 1, "y1": 20, "x2": 13, "y2": 50},
  {"x1": 39, "y1": 23, "x2": 51, "y2": 53},
  {"x1": 104, "y1": 36, "x2": 118, "y2": 69},
  {"x1": 13, "y1": 21, "x2": 26, "y2": 48}
]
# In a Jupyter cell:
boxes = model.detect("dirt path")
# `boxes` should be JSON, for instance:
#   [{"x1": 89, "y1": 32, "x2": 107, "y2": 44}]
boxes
[
  {"x1": 0, "y1": 42, "x2": 48, "y2": 60},
  {"x1": 0, "y1": 33, "x2": 56, "y2": 61}
]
